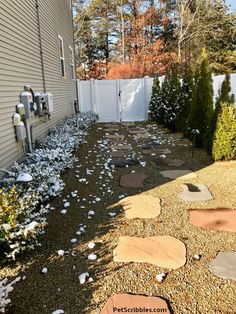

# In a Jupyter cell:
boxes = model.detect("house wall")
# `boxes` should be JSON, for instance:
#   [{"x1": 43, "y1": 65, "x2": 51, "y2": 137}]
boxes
[{"x1": 0, "y1": 0, "x2": 76, "y2": 169}]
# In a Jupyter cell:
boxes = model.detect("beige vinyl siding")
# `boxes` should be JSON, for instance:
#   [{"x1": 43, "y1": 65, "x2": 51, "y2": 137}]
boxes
[{"x1": 0, "y1": 0, "x2": 76, "y2": 169}]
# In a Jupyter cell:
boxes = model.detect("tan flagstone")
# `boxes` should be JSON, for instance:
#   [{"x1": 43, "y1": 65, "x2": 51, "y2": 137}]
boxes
[
  {"x1": 120, "y1": 173, "x2": 148, "y2": 188},
  {"x1": 101, "y1": 294, "x2": 171, "y2": 314},
  {"x1": 129, "y1": 129, "x2": 147, "y2": 134},
  {"x1": 178, "y1": 184, "x2": 213, "y2": 201},
  {"x1": 152, "y1": 158, "x2": 185, "y2": 167},
  {"x1": 111, "y1": 144, "x2": 132, "y2": 150},
  {"x1": 119, "y1": 195, "x2": 161, "y2": 219},
  {"x1": 110, "y1": 150, "x2": 130, "y2": 157},
  {"x1": 189, "y1": 208, "x2": 236, "y2": 232},
  {"x1": 106, "y1": 134, "x2": 124, "y2": 139},
  {"x1": 160, "y1": 170, "x2": 197, "y2": 180},
  {"x1": 113, "y1": 236, "x2": 186, "y2": 269},
  {"x1": 209, "y1": 251, "x2": 236, "y2": 281}
]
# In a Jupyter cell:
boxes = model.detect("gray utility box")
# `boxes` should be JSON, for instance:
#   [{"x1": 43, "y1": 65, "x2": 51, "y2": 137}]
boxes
[
  {"x1": 41, "y1": 92, "x2": 54, "y2": 114},
  {"x1": 20, "y1": 91, "x2": 34, "y2": 119},
  {"x1": 15, "y1": 125, "x2": 26, "y2": 141}
]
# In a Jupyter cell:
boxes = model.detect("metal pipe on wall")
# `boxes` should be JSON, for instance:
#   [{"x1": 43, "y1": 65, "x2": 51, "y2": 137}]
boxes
[{"x1": 36, "y1": 0, "x2": 46, "y2": 93}]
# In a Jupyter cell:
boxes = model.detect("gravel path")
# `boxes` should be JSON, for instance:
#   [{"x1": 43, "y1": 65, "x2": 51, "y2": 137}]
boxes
[{"x1": 1, "y1": 122, "x2": 236, "y2": 314}]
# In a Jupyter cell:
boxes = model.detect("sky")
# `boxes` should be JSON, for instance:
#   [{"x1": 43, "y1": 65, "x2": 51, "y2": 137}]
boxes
[{"x1": 226, "y1": 0, "x2": 236, "y2": 12}]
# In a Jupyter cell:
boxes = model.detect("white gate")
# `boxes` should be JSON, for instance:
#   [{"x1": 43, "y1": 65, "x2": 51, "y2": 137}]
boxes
[
  {"x1": 77, "y1": 77, "x2": 152, "y2": 122},
  {"x1": 77, "y1": 73, "x2": 236, "y2": 122}
]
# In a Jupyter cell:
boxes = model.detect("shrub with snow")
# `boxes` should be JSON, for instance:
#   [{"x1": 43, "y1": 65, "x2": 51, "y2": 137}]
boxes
[{"x1": 0, "y1": 112, "x2": 98, "y2": 259}]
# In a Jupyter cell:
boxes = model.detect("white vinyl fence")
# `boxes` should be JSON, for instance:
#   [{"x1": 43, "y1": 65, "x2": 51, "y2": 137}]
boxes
[{"x1": 77, "y1": 73, "x2": 236, "y2": 122}]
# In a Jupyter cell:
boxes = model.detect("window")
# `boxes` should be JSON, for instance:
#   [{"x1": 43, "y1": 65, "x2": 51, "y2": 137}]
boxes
[
  {"x1": 59, "y1": 35, "x2": 66, "y2": 78},
  {"x1": 69, "y1": 46, "x2": 75, "y2": 80}
]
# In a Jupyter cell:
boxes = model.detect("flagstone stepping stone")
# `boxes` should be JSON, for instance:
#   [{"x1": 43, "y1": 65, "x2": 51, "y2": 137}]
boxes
[
  {"x1": 179, "y1": 138, "x2": 192, "y2": 145},
  {"x1": 142, "y1": 142, "x2": 161, "y2": 149},
  {"x1": 189, "y1": 208, "x2": 236, "y2": 232},
  {"x1": 113, "y1": 236, "x2": 186, "y2": 269},
  {"x1": 155, "y1": 148, "x2": 172, "y2": 154},
  {"x1": 178, "y1": 184, "x2": 213, "y2": 201},
  {"x1": 108, "y1": 138, "x2": 124, "y2": 144},
  {"x1": 101, "y1": 294, "x2": 171, "y2": 314},
  {"x1": 104, "y1": 128, "x2": 119, "y2": 132},
  {"x1": 120, "y1": 173, "x2": 148, "y2": 188},
  {"x1": 134, "y1": 133, "x2": 150, "y2": 140},
  {"x1": 108, "y1": 159, "x2": 140, "y2": 168},
  {"x1": 152, "y1": 158, "x2": 185, "y2": 167},
  {"x1": 104, "y1": 124, "x2": 119, "y2": 129},
  {"x1": 209, "y1": 251, "x2": 236, "y2": 281},
  {"x1": 142, "y1": 149, "x2": 157, "y2": 155},
  {"x1": 160, "y1": 170, "x2": 197, "y2": 180},
  {"x1": 129, "y1": 129, "x2": 147, "y2": 134},
  {"x1": 111, "y1": 144, "x2": 132, "y2": 151},
  {"x1": 106, "y1": 134, "x2": 124, "y2": 139},
  {"x1": 110, "y1": 150, "x2": 129, "y2": 157},
  {"x1": 119, "y1": 195, "x2": 161, "y2": 219}
]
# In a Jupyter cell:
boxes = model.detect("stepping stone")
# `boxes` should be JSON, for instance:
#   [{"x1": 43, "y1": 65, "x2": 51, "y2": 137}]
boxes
[
  {"x1": 160, "y1": 170, "x2": 197, "y2": 180},
  {"x1": 142, "y1": 149, "x2": 157, "y2": 155},
  {"x1": 155, "y1": 148, "x2": 172, "y2": 154},
  {"x1": 104, "y1": 124, "x2": 119, "y2": 129},
  {"x1": 113, "y1": 236, "x2": 186, "y2": 269},
  {"x1": 108, "y1": 138, "x2": 124, "y2": 144},
  {"x1": 129, "y1": 129, "x2": 147, "y2": 134},
  {"x1": 142, "y1": 142, "x2": 161, "y2": 149},
  {"x1": 134, "y1": 133, "x2": 150, "y2": 139},
  {"x1": 179, "y1": 138, "x2": 192, "y2": 145},
  {"x1": 152, "y1": 158, "x2": 185, "y2": 167},
  {"x1": 189, "y1": 208, "x2": 236, "y2": 232},
  {"x1": 178, "y1": 184, "x2": 213, "y2": 201},
  {"x1": 111, "y1": 144, "x2": 132, "y2": 151},
  {"x1": 101, "y1": 294, "x2": 171, "y2": 314},
  {"x1": 108, "y1": 159, "x2": 139, "y2": 168},
  {"x1": 119, "y1": 195, "x2": 161, "y2": 219},
  {"x1": 110, "y1": 150, "x2": 129, "y2": 157},
  {"x1": 120, "y1": 173, "x2": 148, "y2": 188},
  {"x1": 209, "y1": 251, "x2": 236, "y2": 281},
  {"x1": 104, "y1": 128, "x2": 119, "y2": 132}
]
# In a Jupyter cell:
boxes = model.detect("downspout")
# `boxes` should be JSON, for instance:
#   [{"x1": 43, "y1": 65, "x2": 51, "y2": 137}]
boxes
[
  {"x1": 36, "y1": 0, "x2": 46, "y2": 93},
  {"x1": 71, "y1": 0, "x2": 79, "y2": 112}
]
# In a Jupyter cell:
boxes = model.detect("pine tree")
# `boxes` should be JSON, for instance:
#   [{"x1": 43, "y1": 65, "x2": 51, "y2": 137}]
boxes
[
  {"x1": 187, "y1": 52, "x2": 214, "y2": 147},
  {"x1": 160, "y1": 65, "x2": 181, "y2": 131},
  {"x1": 149, "y1": 76, "x2": 161, "y2": 120},
  {"x1": 208, "y1": 74, "x2": 235, "y2": 152},
  {"x1": 177, "y1": 67, "x2": 194, "y2": 134},
  {"x1": 212, "y1": 102, "x2": 236, "y2": 161}
]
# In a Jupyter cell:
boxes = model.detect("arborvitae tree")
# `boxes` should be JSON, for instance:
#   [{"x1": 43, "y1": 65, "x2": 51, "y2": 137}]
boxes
[
  {"x1": 188, "y1": 52, "x2": 214, "y2": 147},
  {"x1": 149, "y1": 76, "x2": 161, "y2": 120},
  {"x1": 160, "y1": 65, "x2": 181, "y2": 131},
  {"x1": 208, "y1": 74, "x2": 235, "y2": 152},
  {"x1": 177, "y1": 67, "x2": 194, "y2": 134},
  {"x1": 212, "y1": 102, "x2": 236, "y2": 161}
]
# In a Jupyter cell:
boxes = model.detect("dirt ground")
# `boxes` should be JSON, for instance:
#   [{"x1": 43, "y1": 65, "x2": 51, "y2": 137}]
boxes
[{"x1": 1, "y1": 121, "x2": 236, "y2": 314}]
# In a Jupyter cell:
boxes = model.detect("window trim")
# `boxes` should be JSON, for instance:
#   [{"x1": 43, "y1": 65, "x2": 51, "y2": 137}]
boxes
[
  {"x1": 58, "y1": 35, "x2": 66, "y2": 78},
  {"x1": 69, "y1": 45, "x2": 75, "y2": 80}
]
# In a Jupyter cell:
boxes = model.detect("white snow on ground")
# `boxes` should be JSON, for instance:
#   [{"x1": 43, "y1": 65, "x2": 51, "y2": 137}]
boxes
[
  {"x1": 79, "y1": 273, "x2": 89, "y2": 284},
  {"x1": 57, "y1": 250, "x2": 65, "y2": 256},
  {"x1": 51, "y1": 310, "x2": 64, "y2": 314},
  {"x1": 88, "y1": 254, "x2": 97, "y2": 261},
  {"x1": 88, "y1": 242, "x2": 95, "y2": 249},
  {"x1": 42, "y1": 268, "x2": 48, "y2": 274},
  {"x1": 0, "y1": 277, "x2": 21, "y2": 313},
  {"x1": 70, "y1": 238, "x2": 77, "y2": 243}
]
